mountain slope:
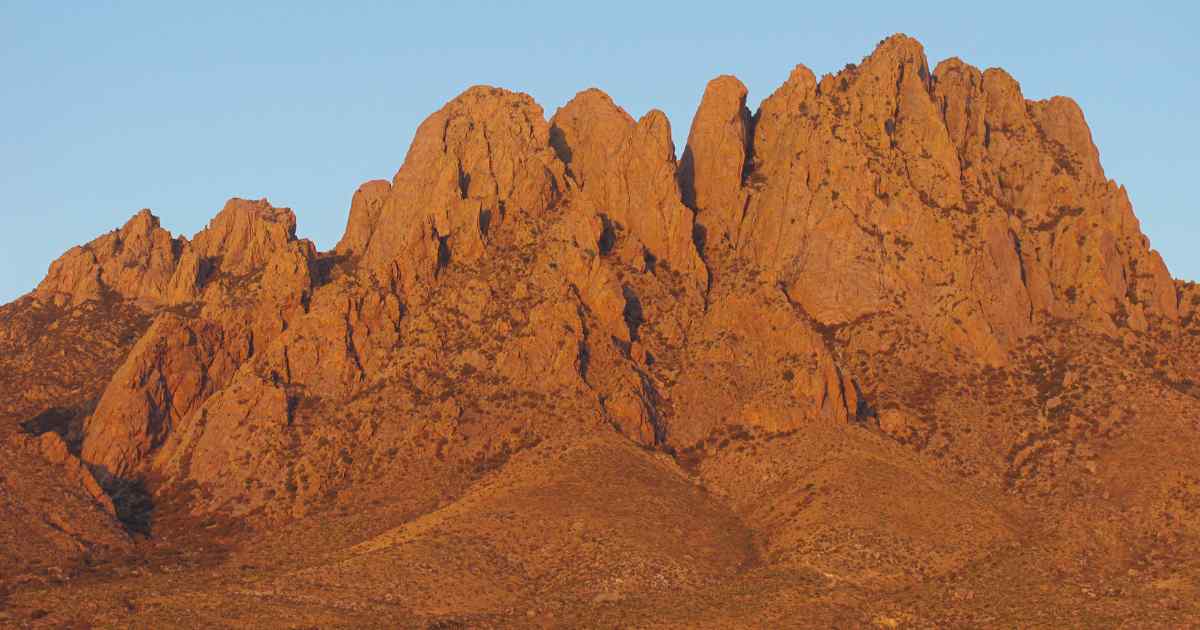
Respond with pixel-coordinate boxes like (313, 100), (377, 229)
(2, 34), (1199, 627)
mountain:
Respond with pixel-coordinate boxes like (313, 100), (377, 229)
(2, 34), (1199, 627)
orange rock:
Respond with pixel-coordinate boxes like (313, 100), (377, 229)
(191, 198), (305, 276)
(24, 33), (1190, 538)
(551, 91), (708, 289)
(81, 314), (248, 482)
(680, 75), (752, 250)
(35, 209), (187, 307)
(8, 36), (1200, 623)
(347, 85), (566, 296)
(877, 407), (925, 441)
(335, 179), (392, 258)
(670, 287), (857, 446)
(37, 432), (116, 515)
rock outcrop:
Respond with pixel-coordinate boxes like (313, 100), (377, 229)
(69, 198), (318, 486)
(190, 198), (303, 276)
(670, 286), (858, 446)
(679, 75), (752, 250)
(551, 90), (708, 287)
(36, 432), (116, 515)
(52, 36), (1185, 518)
(35, 209), (189, 306)
(35, 197), (316, 312)
(5, 32), (1200, 627)
(81, 314), (249, 482)
(338, 86), (565, 299)
(5, 39), (1199, 627)
(932, 57), (1178, 331)
(669, 34), (1179, 366)
(726, 38), (1013, 362)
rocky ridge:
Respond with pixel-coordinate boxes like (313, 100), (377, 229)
(3, 34), (1199, 626)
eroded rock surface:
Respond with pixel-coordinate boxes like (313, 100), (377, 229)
(4, 33), (1200, 627)
(552, 91), (707, 288)
(680, 75), (752, 250)
(35, 210), (189, 307)
(23, 37), (1186, 519)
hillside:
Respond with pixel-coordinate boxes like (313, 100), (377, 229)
(2, 34), (1199, 627)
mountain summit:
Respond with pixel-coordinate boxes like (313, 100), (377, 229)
(3, 35), (1199, 626)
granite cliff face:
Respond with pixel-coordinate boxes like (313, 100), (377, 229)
(34, 209), (190, 307)
(683, 36), (1176, 366)
(3, 35), (1199, 626)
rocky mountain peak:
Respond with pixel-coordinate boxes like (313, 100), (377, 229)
(6, 35), (1199, 626)
(340, 85), (565, 296)
(35, 208), (185, 307)
(191, 197), (300, 276)
(867, 32), (930, 74)
(550, 91), (707, 287)
(335, 179), (392, 258)
(679, 74), (752, 250)
(549, 88), (637, 189)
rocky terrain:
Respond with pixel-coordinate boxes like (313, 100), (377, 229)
(2, 34), (1199, 627)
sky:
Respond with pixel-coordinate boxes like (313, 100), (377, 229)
(2, 1), (1198, 303)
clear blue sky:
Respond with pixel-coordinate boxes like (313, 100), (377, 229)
(2, 2), (1197, 304)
